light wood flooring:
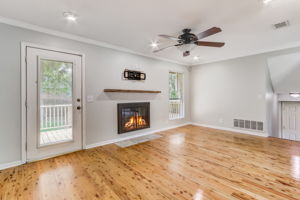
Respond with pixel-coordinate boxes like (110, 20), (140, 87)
(1, 125), (300, 200)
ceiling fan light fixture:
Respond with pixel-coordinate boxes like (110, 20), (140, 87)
(154, 27), (224, 57)
(177, 43), (195, 52)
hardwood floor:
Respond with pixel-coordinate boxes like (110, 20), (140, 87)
(1, 125), (300, 199)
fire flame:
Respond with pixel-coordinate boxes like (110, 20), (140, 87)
(125, 114), (146, 129)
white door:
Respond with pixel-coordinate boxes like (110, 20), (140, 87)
(26, 47), (83, 161)
(282, 102), (300, 141)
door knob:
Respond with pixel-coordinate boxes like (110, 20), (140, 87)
(77, 106), (81, 110)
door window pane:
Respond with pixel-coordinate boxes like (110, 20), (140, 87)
(39, 59), (73, 146)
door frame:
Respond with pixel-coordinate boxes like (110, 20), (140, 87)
(279, 101), (283, 138)
(21, 42), (86, 164)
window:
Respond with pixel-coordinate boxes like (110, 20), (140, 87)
(169, 72), (184, 120)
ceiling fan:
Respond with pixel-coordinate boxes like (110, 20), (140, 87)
(153, 27), (225, 57)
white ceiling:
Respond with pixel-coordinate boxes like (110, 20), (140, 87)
(0, 0), (300, 65)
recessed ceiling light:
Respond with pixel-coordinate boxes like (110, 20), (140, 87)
(290, 93), (300, 98)
(63, 12), (77, 22)
(263, 0), (273, 4)
(193, 56), (200, 61)
(150, 41), (158, 48)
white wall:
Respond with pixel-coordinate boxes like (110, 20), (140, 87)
(0, 23), (190, 165)
(191, 46), (300, 136)
(190, 55), (267, 134)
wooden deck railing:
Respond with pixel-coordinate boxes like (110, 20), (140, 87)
(40, 104), (72, 130)
(169, 99), (184, 120)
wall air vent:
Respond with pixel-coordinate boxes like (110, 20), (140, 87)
(251, 121), (257, 130)
(234, 119), (264, 132)
(273, 20), (290, 29)
(234, 119), (239, 128)
(239, 120), (245, 128)
(245, 120), (251, 129)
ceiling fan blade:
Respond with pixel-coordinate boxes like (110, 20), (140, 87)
(195, 41), (225, 47)
(197, 27), (222, 40)
(158, 34), (179, 41)
(153, 44), (182, 53)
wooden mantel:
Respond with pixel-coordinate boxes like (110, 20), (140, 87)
(104, 89), (161, 93)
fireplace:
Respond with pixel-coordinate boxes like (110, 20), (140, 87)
(118, 102), (150, 134)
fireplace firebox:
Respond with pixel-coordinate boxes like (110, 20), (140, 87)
(118, 102), (150, 134)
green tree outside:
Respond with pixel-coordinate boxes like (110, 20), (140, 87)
(40, 59), (72, 96)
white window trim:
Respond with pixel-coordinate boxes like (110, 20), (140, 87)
(168, 71), (185, 120)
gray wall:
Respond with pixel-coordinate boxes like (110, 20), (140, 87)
(266, 67), (279, 138)
(191, 46), (300, 136)
(0, 23), (190, 164)
(190, 55), (267, 133)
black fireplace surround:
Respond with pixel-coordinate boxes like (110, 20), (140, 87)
(118, 102), (150, 134)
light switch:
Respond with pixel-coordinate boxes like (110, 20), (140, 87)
(87, 95), (94, 103)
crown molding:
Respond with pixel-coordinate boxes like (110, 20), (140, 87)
(0, 16), (187, 66)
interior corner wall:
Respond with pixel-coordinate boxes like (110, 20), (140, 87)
(190, 55), (267, 135)
(190, 45), (300, 136)
(0, 23), (190, 165)
(266, 67), (279, 138)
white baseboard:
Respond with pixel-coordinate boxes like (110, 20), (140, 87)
(86, 122), (191, 149)
(190, 122), (268, 137)
(0, 160), (23, 170)
(26, 148), (83, 163)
